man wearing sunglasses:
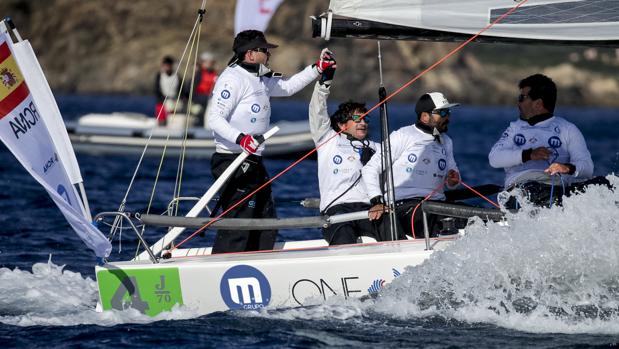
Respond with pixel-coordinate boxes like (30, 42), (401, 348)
(207, 30), (334, 253)
(489, 74), (597, 207)
(308, 53), (381, 245)
(363, 92), (461, 238)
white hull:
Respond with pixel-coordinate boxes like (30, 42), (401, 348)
(95, 238), (454, 316)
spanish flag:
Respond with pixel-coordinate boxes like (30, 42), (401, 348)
(0, 42), (29, 119)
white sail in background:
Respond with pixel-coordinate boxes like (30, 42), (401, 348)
(326, 0), (619, 42)
(235, 0), (284, 35)
(0, 33), (111, 257)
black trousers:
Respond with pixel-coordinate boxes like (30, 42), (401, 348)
(322, 202), (384, 245)
(394, 198), (442, 239)
(210, 153), (277, 253)
(506, 176), (612, 209)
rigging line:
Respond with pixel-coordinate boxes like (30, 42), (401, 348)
(119, 16), (201, 205)
(135, 17), (203, 258)
(146, 24), (201, 218)
(111, 16), (202, 241)
(174, 24), (203, 217)
(170, 0), (528, 251)
(460, 181), (501, 209)
(410, 180), (447, 239)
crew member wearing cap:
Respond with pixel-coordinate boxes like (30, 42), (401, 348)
(207, 30), (334, 253)
(489, 74), (598, 207)
(308, 50), (382, 245)
(362, 92), (461, 238)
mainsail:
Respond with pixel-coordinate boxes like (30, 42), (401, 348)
(313, 0), (619, 45)
(0, 32), (111, 257)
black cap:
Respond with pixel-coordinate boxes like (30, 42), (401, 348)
(232, 30), (278, 55)
(414, 92), (459, 117)
(162, 55), (174, 65)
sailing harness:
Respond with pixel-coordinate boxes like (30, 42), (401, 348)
(138, 0), (530, 255)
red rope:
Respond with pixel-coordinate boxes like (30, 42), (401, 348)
(171, 0), (528, 251)
(410, 180), (447, 239)
(460, 181), (501, 209)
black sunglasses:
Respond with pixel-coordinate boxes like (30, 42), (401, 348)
(432, 109), (451, 118)
(252, 47), (270, 53)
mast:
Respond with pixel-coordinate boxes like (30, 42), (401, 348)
(377, 41), (398, 241)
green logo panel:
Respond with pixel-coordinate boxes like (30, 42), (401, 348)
(97, 267), (183, 316)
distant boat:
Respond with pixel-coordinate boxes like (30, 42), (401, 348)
(66, 112), (315, 158)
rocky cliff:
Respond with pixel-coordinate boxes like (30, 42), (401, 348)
(2, 0), (619, 106)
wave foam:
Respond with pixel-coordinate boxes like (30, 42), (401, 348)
(0, 258), (199, 327)
(372, 175), (619, 334)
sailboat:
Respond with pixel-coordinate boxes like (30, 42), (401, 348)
(1, 0), (616, 316)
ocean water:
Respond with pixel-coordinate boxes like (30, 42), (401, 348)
(0, 95), (618, 348)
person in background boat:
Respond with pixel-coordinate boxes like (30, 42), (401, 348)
(308, 49), (382, 245)
(489, 74), (606, 207)
(154, 55), (181, 126)
(207, 30), (332, 254)
(193, 51), (218, 126)
(363, 92), (461, 238)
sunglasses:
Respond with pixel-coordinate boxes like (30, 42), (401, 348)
(350, 114), (369, 123)
(432, 109), (451, 118)
(518, 94), (530, 102)
(252, 47), (270, 53)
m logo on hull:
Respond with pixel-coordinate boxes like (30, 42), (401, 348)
(220, 265), (271, 310)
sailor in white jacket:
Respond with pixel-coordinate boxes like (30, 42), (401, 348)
(363, 92), (461, 238)
(206, 30), (331, 253)
(308, 54), (380, 245)
(489, 74), (597, 207)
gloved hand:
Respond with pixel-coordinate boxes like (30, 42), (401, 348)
(236, 133), (265, 154)
(314, 48), (336, 73)
(320, 65), (336, 87)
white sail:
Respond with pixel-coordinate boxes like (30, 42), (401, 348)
(323, 0), (619, 43)
(234, 0), (284, 35)
(0, 33), (111, 257)
(10, 40), (84, 185)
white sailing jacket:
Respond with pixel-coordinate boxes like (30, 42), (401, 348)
(488, 116), (594, 187)
(363, 125), (458, 201)
(309, 83), (377, 211)
(208, 64), (319, 155)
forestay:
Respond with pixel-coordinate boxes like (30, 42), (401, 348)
(317, 0), (619, 44)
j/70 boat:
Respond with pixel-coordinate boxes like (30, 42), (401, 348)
(1, 0), (617, 317)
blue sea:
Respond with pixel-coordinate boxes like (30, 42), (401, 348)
(1, 95), (618, 348)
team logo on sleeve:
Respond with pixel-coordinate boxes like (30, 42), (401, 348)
(513, 134), (526, 146)
(548, 136), (562, 148)
(407, 153), (417, 163)
(220, 90), (231, 99)
(333, 155), (343, 164)
(438, 159), (447, 171)
(251, 104), (260, 113)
